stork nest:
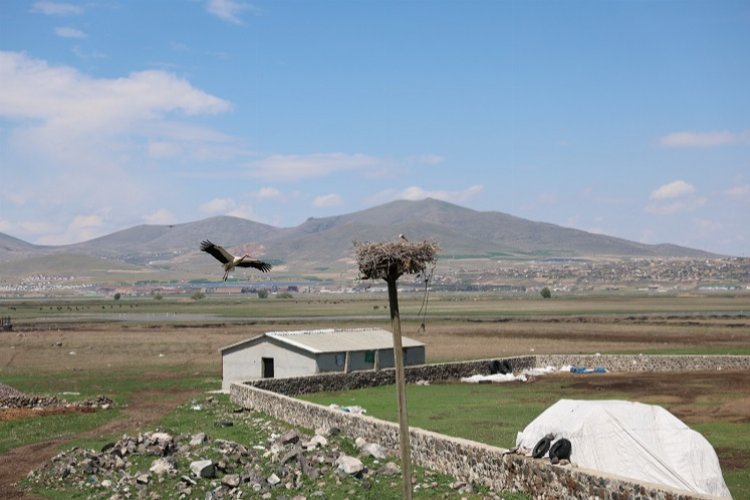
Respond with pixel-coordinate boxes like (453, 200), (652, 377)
(354, 239), (440, 280)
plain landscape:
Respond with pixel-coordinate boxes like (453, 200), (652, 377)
(1, 292), (749, 498)
(1, 200), (749, 498)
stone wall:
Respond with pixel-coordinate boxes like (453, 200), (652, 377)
(536, 354), (750, 373)
(239, 354), (750, 396)
(246, 356), (535, 396)
(231, 382), (718, 499)
(230, 354), (750, 498)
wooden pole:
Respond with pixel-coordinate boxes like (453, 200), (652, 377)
(386, 270), (412, 500)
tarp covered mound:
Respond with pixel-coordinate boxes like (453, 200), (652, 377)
(515, 399), (731, 498)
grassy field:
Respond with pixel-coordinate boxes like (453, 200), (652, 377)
(302, 372), (750, 498)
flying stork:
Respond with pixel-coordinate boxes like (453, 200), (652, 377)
(200, 240), (272, 281)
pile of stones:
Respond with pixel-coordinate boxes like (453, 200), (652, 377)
(0, 382), (112, 410)
(26, 395), (505, 499)
(27, 418), (410, 499)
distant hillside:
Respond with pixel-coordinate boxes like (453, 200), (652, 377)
(261, 199), (718, 263)
(0, 199), (721, 279)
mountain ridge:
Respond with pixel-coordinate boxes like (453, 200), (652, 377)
(0, 199), (722, 276)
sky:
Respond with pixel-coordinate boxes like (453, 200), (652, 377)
(1, 1), (749, 256)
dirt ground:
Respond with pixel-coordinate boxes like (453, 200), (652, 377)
(0, 315), (748, 497)
(0, 385), (201, 499)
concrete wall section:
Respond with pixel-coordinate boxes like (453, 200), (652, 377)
(221, 339), (316, 390)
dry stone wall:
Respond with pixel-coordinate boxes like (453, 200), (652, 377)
(245, 357), (534, 396)
(536, 354), (750, 373)
(231, 354), (750, 499)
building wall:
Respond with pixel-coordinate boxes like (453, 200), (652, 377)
(315, 346), (426, 373)
(221, 339), (317, 390)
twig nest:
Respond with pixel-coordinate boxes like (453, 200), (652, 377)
(355, 240), (439, 280)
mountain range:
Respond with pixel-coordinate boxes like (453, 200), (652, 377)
(0, 198), (720, 282)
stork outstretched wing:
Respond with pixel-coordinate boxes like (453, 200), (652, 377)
(200, 240), (232, 264)
(236, 259), (272, 272)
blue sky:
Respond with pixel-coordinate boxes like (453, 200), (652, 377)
(1, 1), (748, 256)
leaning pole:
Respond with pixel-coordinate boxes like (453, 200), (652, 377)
(386, 266), (412, 499)
(354, 238), (439, 500)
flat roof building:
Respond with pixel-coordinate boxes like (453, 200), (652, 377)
(220, 328), (425, 390)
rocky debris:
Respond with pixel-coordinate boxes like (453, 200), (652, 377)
(377, 462), (401, 476)
(355, 437), (388, 459)
(336, 454), (365, 476)
(26, 408), (406, 499)
(190, 459), (216, 478)
(189, 432), (207, 446)
(0, 382), (113, 411)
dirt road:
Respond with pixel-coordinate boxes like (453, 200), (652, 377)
(0, 386), (200, 499)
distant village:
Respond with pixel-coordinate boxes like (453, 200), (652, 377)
(1, 257), (748, 298)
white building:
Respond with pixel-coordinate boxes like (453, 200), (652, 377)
(220, 328), (426, 390)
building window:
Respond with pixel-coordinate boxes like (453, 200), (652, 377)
(365, 350), (375, 363)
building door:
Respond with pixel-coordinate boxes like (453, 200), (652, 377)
(262, 357), (274, 378)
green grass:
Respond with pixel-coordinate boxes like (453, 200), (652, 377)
(302, 379), (750, 498)
(0, 366), (218, 453)
(0, 410), (117, 455)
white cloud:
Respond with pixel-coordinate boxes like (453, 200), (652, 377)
(649, 180), (695, 200)
(31, 2), (82, 16)
(248, 153), (383, 181)
(645, 197), (707, 215)
(645, 181), (706, 215)
(142, 209), (176, 225)
(200, 198), (235, 215)
(659, 130), (750, 148)
(402, 185), (483, 202)
(313, 194), (343, 208)
(54, 26), (86, 38)
(0, 51), (240, 242)
(369, 184), (483, 205)
(206, 0), (254, 25)
(406, 154), (444, 165)
(257, 187), (282, 200)
(0, 52), (230, 127)
(724, 184), (750, 199)
(36, 213), (106, 245)
(147, 141), (181, 159)
(693, 218), (723, 232)
(18, 220), (56, 236)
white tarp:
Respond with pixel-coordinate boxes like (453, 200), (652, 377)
(515, 399), (731, 498)
(462, 365), (574, 383)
